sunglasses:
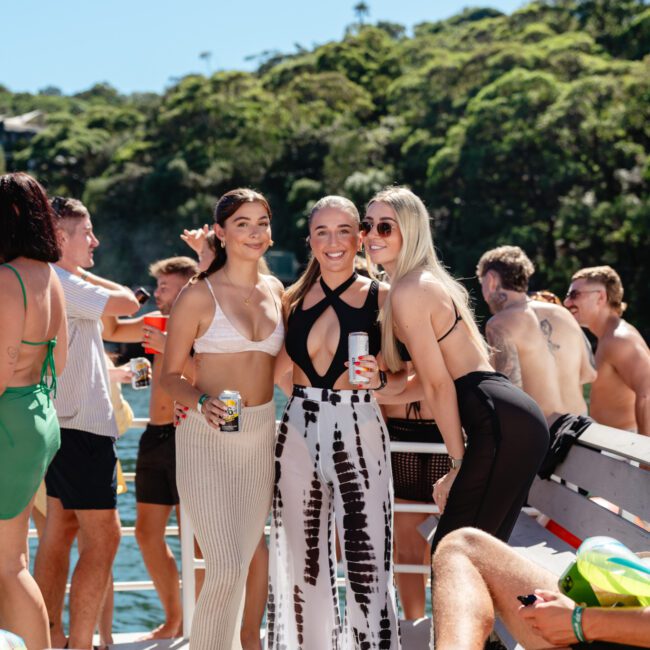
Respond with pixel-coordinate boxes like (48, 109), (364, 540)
(360, 221), (393, 237)
(565, 289), (601, 301)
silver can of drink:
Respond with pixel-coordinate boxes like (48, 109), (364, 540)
(219, 390), (241, 432)
(130, 357), (151, 390)
(348, 331), (370, 385)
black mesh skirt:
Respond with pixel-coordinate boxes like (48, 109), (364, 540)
(386, 417), (448, 503)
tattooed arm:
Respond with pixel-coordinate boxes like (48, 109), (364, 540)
(486, 320), (523, 388)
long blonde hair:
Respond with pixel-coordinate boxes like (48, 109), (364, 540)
(283, 195), (360, 313)
(369, 186), (488, 372)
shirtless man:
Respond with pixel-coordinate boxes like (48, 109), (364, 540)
(476, 246), (597, 428)
(564, 266), (650, 437)
(102, 256), (198, 639)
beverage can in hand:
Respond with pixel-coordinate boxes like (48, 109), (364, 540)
(348, 331), (369, 385)
(130, 357), (151, 390)
(219, 390), (241, 432)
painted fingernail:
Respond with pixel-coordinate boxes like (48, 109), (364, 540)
(183, 406), (189, 411)
(182, 414), (187, 419)
(355, 370), (361, 374)
(354, 361), (360, 366)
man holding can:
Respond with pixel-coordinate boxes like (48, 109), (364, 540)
(102, 256), (197, 639)
(34, 197), (140, 650)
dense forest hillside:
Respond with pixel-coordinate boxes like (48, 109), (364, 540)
(1, 0), (649, 332)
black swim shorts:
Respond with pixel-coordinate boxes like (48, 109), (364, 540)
(45, 428), (117, 509)
(135, 423), (179, 506)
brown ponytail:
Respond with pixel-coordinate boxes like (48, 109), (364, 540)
(283, 256), (321, 312)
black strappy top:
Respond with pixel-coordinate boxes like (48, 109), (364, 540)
(397, 301), (462, 362)
(286, 273), (381, 388)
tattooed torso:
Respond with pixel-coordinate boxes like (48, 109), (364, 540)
(487, 300), (591, 421)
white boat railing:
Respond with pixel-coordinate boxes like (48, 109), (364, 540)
(28, 417), (446, 633)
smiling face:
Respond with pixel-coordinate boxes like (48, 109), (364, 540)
(563, 278), (606, 327)
(60, 213), (99, 269)
(215, 201), (271, 262)
(362, 201), (403, 272)
(308, 206), (361, 274)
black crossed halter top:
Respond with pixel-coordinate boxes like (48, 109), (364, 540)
(396, 300), (462, 362)
(286, 273), (381, 388)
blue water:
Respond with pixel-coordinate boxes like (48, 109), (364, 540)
(29, 386), (288, 634)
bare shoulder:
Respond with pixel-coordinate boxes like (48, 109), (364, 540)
(391, 270), (446, 309)
(263, 273), (285, 297)
(602, 321), (649, 357)
(485, 311), (515, 335)
(485, 315), (522, 350)
(0, 265), (23, 302)
(598, 321), (649, 365)
(172, 277), (212, 312)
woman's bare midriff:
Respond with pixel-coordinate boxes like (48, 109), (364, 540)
(194, 350), (276, 406)
(435, 323), (493, 381)
(291, 366), (366, 391)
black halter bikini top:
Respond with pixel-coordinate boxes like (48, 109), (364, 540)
(396, 301), (462, 362)
(286, 273), (381, 388)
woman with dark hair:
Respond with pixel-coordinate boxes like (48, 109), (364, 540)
(363, 186), (549, 553)
(267, 196), (402, 649)
(0, 172), (68, 649)
(161, 189), (284, 650)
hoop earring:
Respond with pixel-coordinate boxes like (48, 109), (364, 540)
(220, 240), (226, 249)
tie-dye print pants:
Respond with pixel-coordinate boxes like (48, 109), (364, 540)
(268, 385), (401, 649)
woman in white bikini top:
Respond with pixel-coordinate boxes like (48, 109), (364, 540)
(161, 188), (284, 650)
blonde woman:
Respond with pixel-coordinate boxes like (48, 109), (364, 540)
(161, 189), (284, 650)
(364, 187), (549, 552)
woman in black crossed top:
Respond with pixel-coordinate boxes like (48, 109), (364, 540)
(268, 196), (403, 650)
(364, 187), (549, 555)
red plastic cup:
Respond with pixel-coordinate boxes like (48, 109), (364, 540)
(143, 314), (168, 354)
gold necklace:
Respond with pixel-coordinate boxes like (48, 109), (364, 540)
(223, 267), (258, 305)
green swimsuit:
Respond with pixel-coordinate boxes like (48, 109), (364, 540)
(0, 263), (60, 519)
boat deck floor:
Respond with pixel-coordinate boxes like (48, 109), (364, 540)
(100, 619), (430, 649)
(102, 635), (189, 649)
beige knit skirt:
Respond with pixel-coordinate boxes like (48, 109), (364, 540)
(176, 400), (276, 650)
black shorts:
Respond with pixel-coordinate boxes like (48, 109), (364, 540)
(135, 423), (179, 506)
(45, 428), (117, 510)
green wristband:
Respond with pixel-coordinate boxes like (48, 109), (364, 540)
(197, 393), (209, 413)
(572, 605), (588, 644)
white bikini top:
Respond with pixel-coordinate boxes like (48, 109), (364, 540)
(193, 277), (285, 356)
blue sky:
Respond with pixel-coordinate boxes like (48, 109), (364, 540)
(3, 0), (524, 95)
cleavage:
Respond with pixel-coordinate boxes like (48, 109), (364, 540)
(306, 305), (341, 377)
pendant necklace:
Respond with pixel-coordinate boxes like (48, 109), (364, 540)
(223, 267), (257, 305)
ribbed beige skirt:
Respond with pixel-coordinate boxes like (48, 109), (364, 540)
(176, 400), (276, 650)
